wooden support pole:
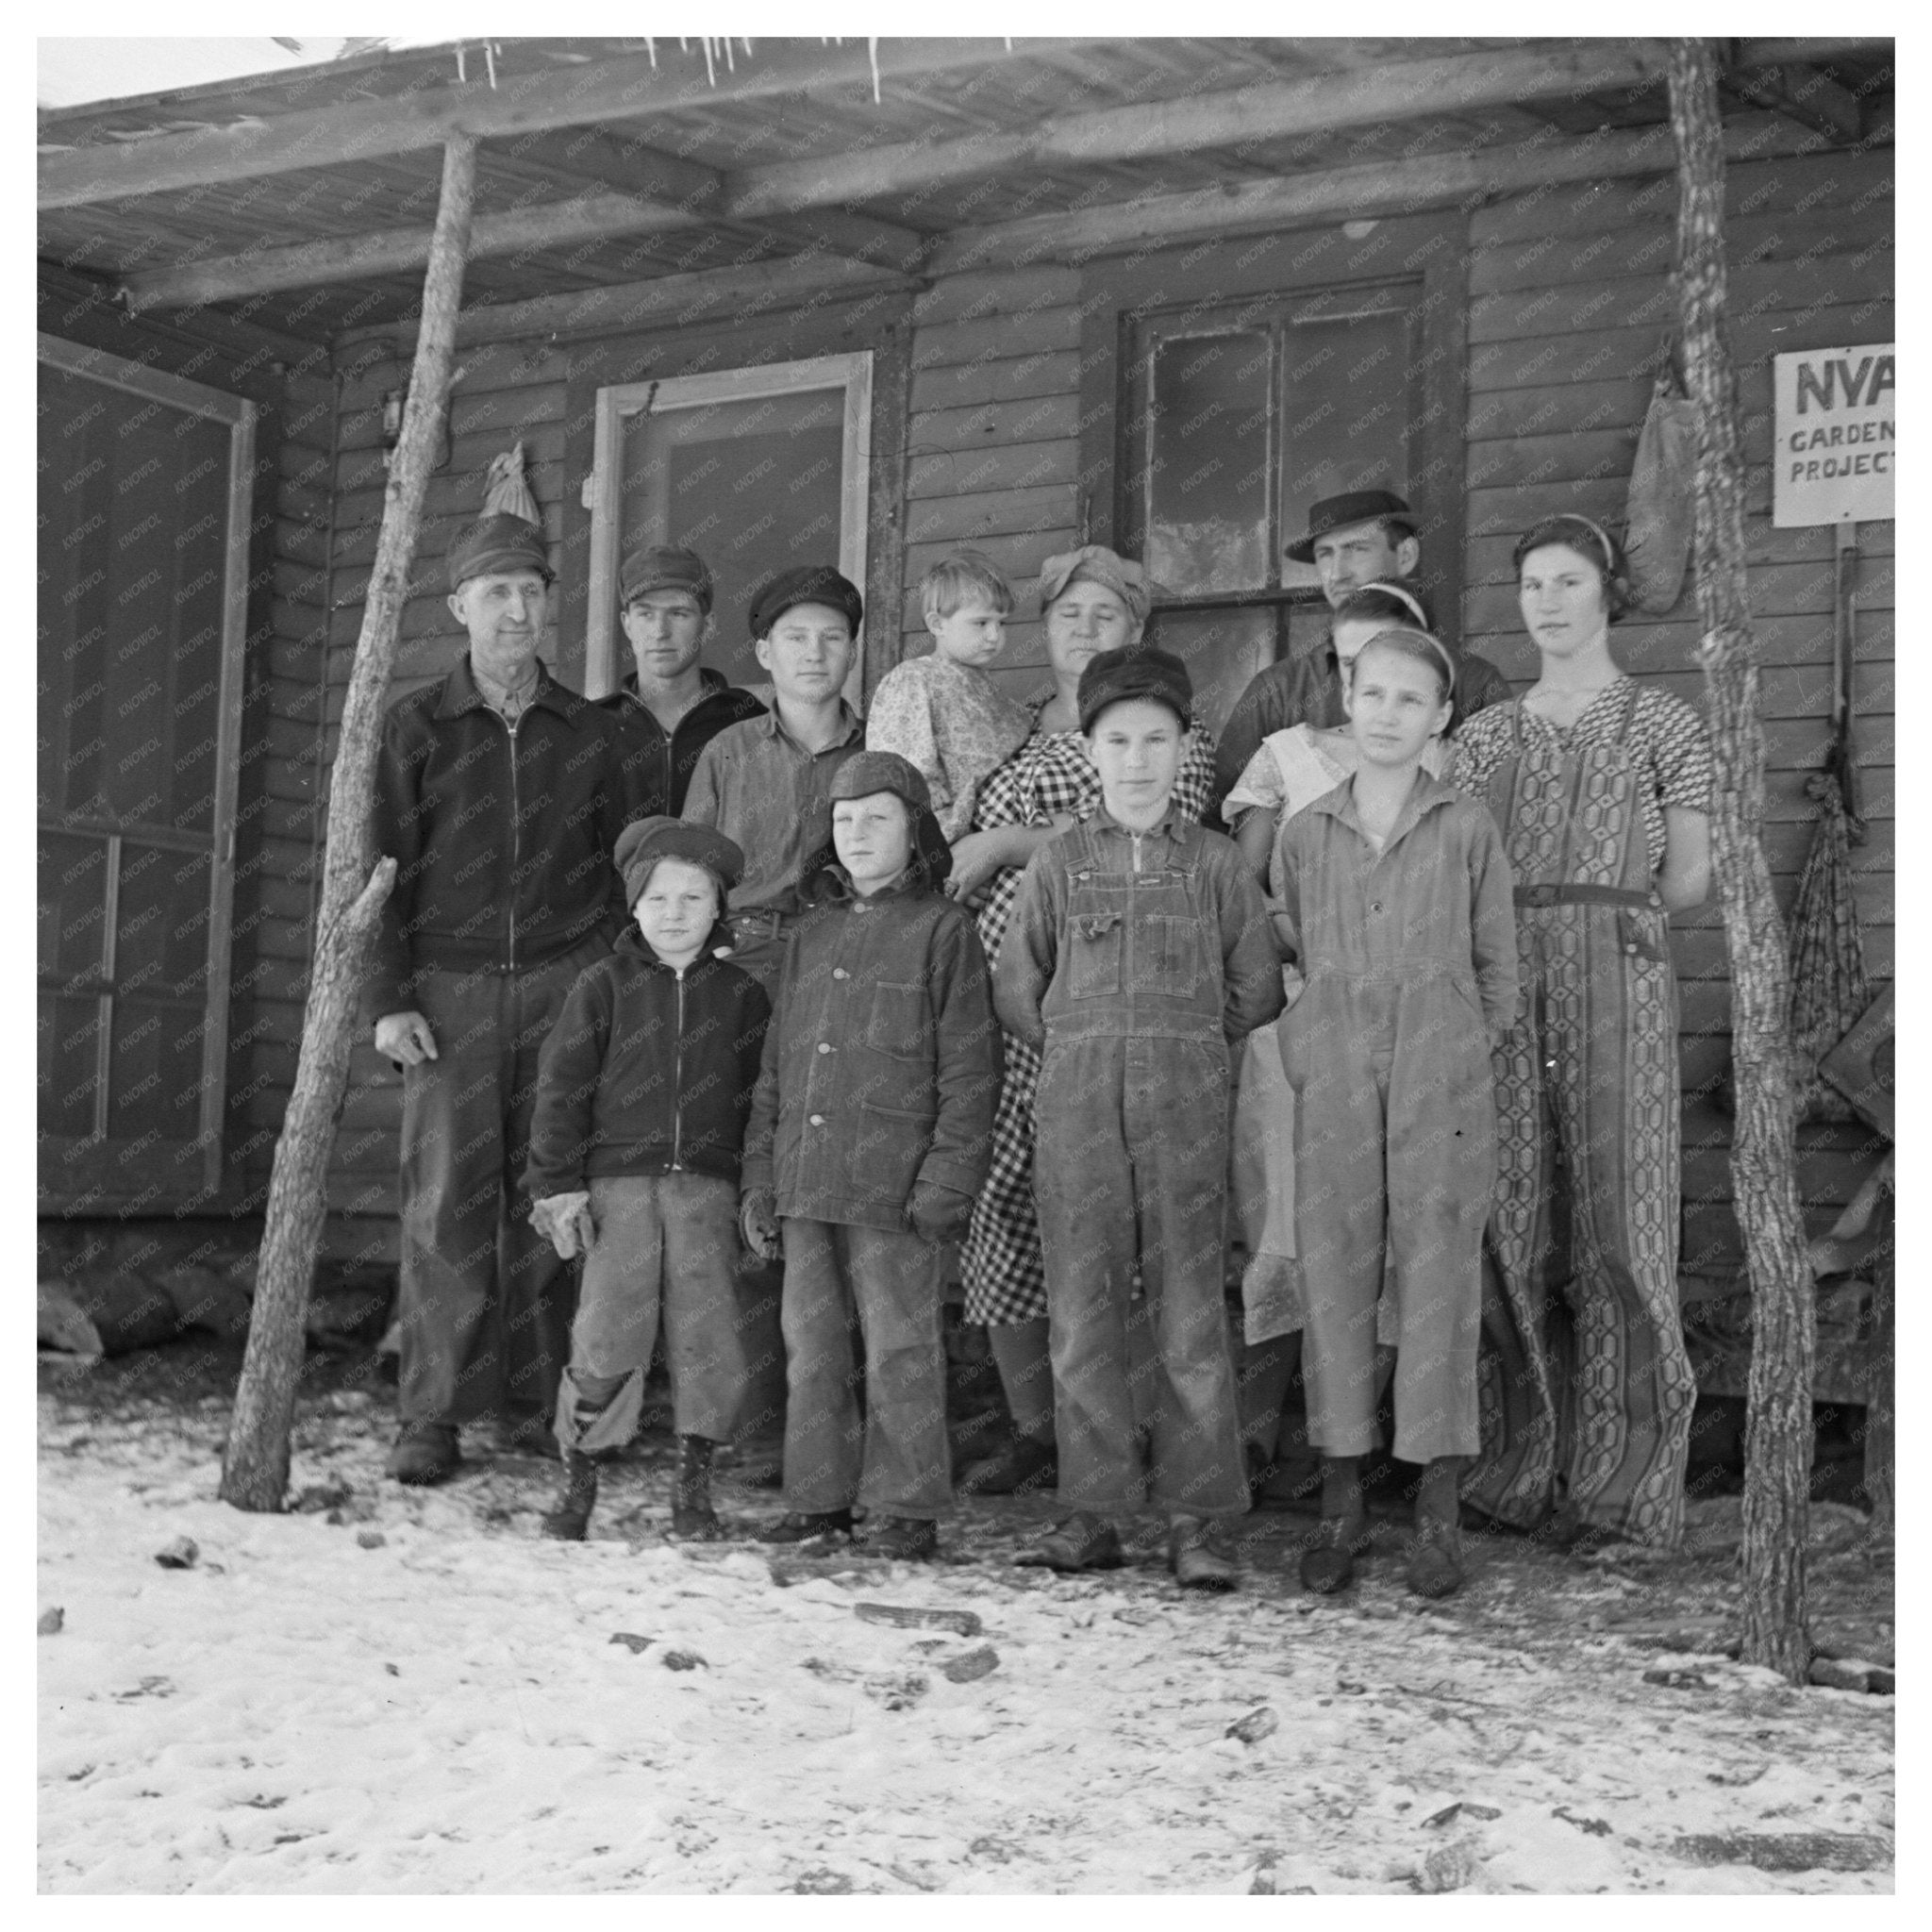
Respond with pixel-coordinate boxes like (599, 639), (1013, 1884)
(1665, 41), (1816, 1683)
(220, 133), (479, 1512)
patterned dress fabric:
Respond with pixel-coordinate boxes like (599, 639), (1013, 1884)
(861, 653), (1034, 842)
(1452, 678), (1713, 1546)
(958, 704), (1218, 1325)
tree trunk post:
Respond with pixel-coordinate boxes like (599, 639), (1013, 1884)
(221, 135), (480, 1511)
(1664, 41), (1816, 1681)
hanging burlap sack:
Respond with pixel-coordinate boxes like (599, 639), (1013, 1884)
(1623, 354), (1699, 614)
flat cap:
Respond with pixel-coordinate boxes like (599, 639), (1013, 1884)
(446, 511), (554, 591)
(1038, 544), (1152, 625)
(748, 564), (862, 640)
(1076, 644), (1193, 735)
(613, 815), (745, 908)
(620, 543), (714, 613)
(1285, 489), (1417, 563)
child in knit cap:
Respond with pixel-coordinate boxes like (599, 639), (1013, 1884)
(525, 817), (771, 1543)
(740, 751), (1002, 1560)
(863, 549), (1032, 844)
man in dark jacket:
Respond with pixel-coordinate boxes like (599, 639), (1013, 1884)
(600, 543), (765, 816)
(369, 510), (641, 1485)
(1213, 489), (1513, 807)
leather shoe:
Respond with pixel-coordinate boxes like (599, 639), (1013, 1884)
(1015, 1510), (1124, 1573)
(754, 1509), (854, 1545)
(1169, 1517), (1240, 1591)
(958, 1433), (1058, 1496)
(854, 1516), (939, 1560)
(1299, 1513), (1371, 1594)
(387, 1423), (459, 1487)
(1406, 1515), (1464, 1598)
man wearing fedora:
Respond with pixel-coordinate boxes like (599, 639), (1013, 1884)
(1213, 489), (1512, 806)
(600, 543), (766, 817)
(369, 510), (641, 1486)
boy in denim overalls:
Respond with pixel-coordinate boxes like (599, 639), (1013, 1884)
(996, 647), (1284, 1589)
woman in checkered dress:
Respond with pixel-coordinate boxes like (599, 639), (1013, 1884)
(946, 547), (1217, 1493)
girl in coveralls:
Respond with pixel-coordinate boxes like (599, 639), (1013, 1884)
(997, 647), (1283, 1591)
(1274, 628), (1519, 1599)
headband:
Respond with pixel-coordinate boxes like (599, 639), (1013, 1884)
(1548, 513), (1620, 575)
(1354, 580), (1431, 628)
(1353, 625), (1458, 699)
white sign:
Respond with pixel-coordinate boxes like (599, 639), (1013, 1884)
(1774, 342), (1894, 527)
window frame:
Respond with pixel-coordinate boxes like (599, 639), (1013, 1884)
(37, 332), (254, 1210)
(1075, 212), (1470, 658)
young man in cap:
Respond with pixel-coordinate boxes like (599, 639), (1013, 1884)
(368, 510), (641, 1486)
(1213, 490), (1512, 805)
(740, 751), (1002, 1559)
(681, 565), (867, 996)
(997, 647), (1284, 1589)
(601, 543), (766, 817)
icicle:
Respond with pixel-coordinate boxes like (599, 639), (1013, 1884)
(456, 45), (466, 85)
(644, 37), (657, 68)
(723, 38), (735, 73)
(869, 37), (881, 105)
(484, 41), (497, 90)
(704, 38), (717, 88)
(482, 442), (541, 524)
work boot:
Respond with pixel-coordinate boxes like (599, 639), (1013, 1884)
(1014, 1510), (1124, 1573)
(671, 1435), (724, 1541)
(493, 1409), (561, 1461)
(386, 1422), (459, 1487)
(1169, 1516), (1241, 1591)
(1406, 1457), (1465, 1598)
(754, 1509), (855, 1545)
(1299, 1455), (1369, 1595)
(853, 1515), (940, 1560)
(541, 1452), (599, 1541)
(958, 1431), (1058, 1496)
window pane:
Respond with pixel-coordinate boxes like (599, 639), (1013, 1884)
(41, 993), (102, 1140)
(1146, 331), (1272, 596)
(1279, 308), (1413, 593)
(108, 998), (207, 1140)
(621, 387), (848, 691)
(1143, 606), (1279, 744)
(40, 830), (108, 981)
(115, 845), (212, 1001)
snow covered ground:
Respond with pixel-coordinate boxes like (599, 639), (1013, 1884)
(40, 1388), (1894, 1894)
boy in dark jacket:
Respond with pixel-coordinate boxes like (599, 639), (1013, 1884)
(740, 753), (1002, 1560)
(525, 818), (770, 1542)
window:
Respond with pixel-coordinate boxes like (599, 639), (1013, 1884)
(1077, 219), (1469, 739)
(583, 353), (873, 698)
(38, 334), (252, 1208)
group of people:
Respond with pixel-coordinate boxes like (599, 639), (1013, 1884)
(368, 480), (1713, 1598)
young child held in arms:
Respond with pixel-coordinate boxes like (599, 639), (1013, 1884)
(1273, 628), (1518, 1599)
(864, 548), (1033, 844)
(996, 647), (1284, 1591)
(525, 818), (771, 1543)
(740, 752), (1002, 1560)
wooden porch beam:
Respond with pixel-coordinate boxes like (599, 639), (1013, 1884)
(38, 39), (1105, 212)
(338, 252), (919, 353)
(928, 108), (1890, 273)
(1725, 63), (1864, 143)
(724, 42), (1682, 219)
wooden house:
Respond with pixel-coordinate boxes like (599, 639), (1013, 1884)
(37, 36), (1893, 1394)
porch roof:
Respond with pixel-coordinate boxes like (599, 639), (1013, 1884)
(38, 35), (1893, 348)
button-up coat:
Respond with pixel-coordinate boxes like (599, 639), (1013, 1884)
(741, 869), (1002, 1232)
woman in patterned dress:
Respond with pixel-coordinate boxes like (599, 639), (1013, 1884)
(948, 547), (1219, 1493)
(1453, 514), (1712, 1550)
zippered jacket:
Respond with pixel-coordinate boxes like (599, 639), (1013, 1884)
(524, 927), (771, 1194)
(741, 869), (1002, 1233)
(367, 658), (642, 1013)
(598, 667), (767, 817)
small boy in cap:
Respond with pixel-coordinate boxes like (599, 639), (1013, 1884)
(682, 565), (867, 996)
(996, 646), (1284, 1589)
(740, 751), (1002, 1559)
(601, 543), (766, 817)
(524, 817), (771, 1542)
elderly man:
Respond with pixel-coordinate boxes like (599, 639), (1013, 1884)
(600, 543), (765, 815)
(1213, 489), (1512, 804)
(370, 510), (641, 1486)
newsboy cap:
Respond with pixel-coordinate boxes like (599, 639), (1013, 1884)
(748, 565), (863, 640)
(1284, 489), (1418, 564)
(446, 511), (554, 591)
(1076, 645), (1193, 735)
(620, 543), (714, 613)
(613, 816), (745, 908)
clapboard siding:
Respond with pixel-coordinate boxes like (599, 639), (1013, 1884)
(1463, 153), (1893, 1266)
